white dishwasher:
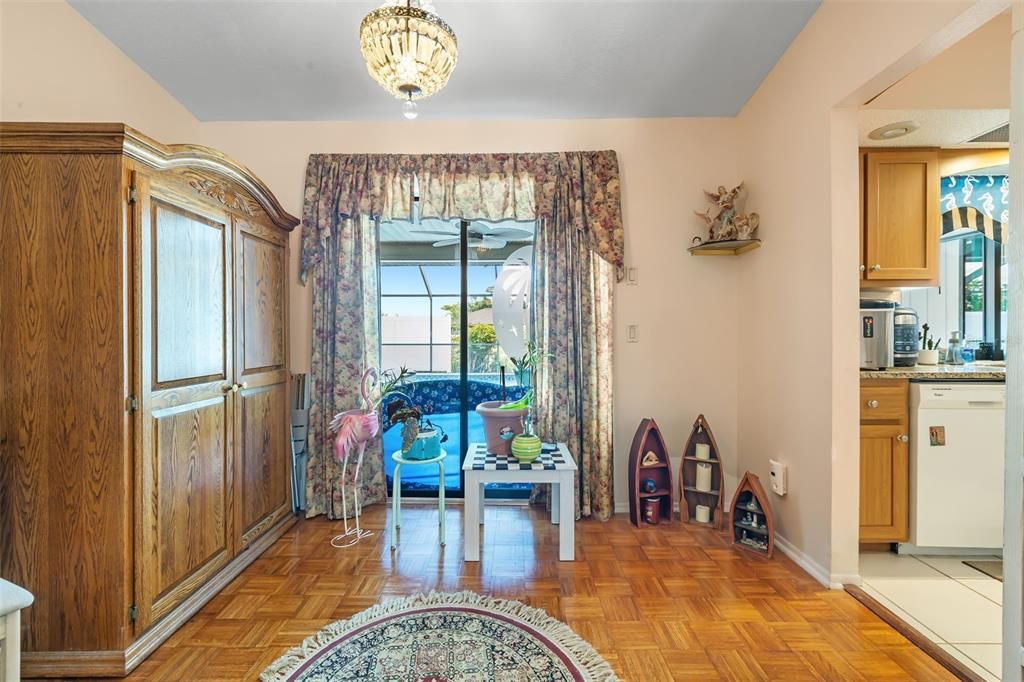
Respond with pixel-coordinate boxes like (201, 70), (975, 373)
(908, 382), (1005, 551)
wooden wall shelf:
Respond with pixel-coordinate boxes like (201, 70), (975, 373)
(729, 472), (775, 559)
(628, 418), (674, 526)
(679, 414), (724, 528)
(688, 239), (761, 256)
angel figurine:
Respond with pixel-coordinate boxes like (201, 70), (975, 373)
(694, 181), (760, 243)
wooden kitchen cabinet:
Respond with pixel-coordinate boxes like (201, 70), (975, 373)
(861, 149), (940, 287)
(860, 379), (910, 542)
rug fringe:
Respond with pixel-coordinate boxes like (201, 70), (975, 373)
(260, 590), (619, 681)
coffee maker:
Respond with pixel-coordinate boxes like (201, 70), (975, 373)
(893, 307), (919, 367)
(860, 300), (896, 370)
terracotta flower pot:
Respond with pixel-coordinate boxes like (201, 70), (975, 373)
(475, 401), (527, 456)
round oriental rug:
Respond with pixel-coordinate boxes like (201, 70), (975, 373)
(261, 591), (618, 682)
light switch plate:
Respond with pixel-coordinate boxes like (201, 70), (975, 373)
(625, 266), (639, 285)
(627, 325), (639, 343)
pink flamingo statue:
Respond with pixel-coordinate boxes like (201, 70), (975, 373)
(328, 367), (380, 548)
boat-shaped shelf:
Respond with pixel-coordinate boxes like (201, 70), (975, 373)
(627, 418), (673, 526)
(729, 471), (775, 559)
(679, 414), (724, 528)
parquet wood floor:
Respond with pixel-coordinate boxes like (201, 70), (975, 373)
(106, 505), (955, 681)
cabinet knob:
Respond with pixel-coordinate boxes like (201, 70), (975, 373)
(897, 434), (909, 443)
(239, 382), (248, 390)
(870, 264), (881, 272)
(222, 384), (234, 394)
(859, 264), (866, 273)
(867, 399), (880, 408)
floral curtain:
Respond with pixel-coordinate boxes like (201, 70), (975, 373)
(302, 185), (385, 517)
(531, 206), (616, 520)
(300, 151), (621, 521)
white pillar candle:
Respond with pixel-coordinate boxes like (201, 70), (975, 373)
(695, 505), (710, 524)
(695, 462), (713, 492)
(695, 443), (711, 460)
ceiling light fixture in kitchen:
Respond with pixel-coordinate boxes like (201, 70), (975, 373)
(868, 121), (921, 141)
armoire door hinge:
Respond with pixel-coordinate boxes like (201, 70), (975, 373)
(128, 604), (138, 624)
(128, 186), (137, 204)
(126, 395), (138, 413)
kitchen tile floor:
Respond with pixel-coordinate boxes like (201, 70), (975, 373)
(860, 551), (1003, 681)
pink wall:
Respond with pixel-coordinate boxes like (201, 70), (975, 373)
(736, 0), (991, 584)
(200, 118), (743, 507)
(867, 12), (1012, 110)
(0, 0), (199, 142)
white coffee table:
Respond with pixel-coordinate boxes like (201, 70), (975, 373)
(462, 442), (577, 561)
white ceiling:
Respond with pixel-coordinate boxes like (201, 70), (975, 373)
(68, 0), (820, 121)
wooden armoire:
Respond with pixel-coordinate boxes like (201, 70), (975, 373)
(0, 123), (300, 676)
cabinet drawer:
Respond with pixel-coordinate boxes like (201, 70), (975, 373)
(860, 381), (908, 422)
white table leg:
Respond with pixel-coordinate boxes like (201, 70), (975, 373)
(558, 473), (574, 561)
(479, 481), (486, 525)
(465, 472), (481, 561)
(551, 481), (560, 525)
(438, 460), (446, 546)
(391, 464), (401, 550)
(5, 610), (20, 682)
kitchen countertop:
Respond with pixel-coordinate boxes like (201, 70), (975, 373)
(860, 363), (1006, 381)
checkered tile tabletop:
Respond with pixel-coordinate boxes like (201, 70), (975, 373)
(463, 442), (576, 471)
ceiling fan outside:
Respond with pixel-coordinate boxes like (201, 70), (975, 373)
(410, 222), (534, 250)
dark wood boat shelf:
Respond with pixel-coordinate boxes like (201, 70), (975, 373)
(628, 418), (674, 526)
(678, 414), (724, 528)
(729, 472), (775, 558)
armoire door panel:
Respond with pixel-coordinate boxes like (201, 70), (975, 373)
(138, 180), (235, 632)
(153, 398), (229, 592)
(233, 217), (292, 550)
(237, 383), (290, 547)
(152, 199), (227, 386)
(239, 230), (286, 375)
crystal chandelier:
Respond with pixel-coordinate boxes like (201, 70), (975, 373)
(359, 0), (458, 119)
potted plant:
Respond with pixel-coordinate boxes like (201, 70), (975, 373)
(508, 342), (543, 389)
(478, 342), (543, 455)
(918, 324), (941, 365)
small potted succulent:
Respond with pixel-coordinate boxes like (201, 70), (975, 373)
(918, 324), (941, 365)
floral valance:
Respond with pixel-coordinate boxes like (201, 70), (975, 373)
(300, 151), (623, 279)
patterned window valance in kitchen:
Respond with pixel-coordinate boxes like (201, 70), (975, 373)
(941, 175), (1010, 243)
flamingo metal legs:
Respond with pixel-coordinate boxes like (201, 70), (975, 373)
(331, 441), (374, 548)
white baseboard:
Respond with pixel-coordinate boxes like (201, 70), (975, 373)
(774, 533), (850, 589)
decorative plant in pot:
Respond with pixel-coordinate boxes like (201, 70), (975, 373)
(918, 324), (941, 365)
(477, 342), (543, 456)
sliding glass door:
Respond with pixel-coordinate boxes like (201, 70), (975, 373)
(378, 218), (534, 496)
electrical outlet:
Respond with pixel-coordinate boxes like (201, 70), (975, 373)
(769, 459), (787, 495)
(627, 325), (639, 343)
